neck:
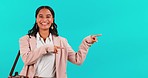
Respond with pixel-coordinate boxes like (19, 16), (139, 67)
(39, 29), (50, 40)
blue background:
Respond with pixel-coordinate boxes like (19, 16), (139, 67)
(0, 0), (148, 78)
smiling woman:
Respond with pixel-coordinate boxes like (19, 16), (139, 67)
(36, 8), (54, 31)
(28, 6), (58, 38)
(18, 5), (99, 78)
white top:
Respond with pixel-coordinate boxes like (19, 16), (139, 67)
(35, 32), (56, 77)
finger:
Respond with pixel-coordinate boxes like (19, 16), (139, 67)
(55, 46), (65, 49)
(54, 46), (65, 54)
(54, 47), (58, 54)
(54, 49), (58, 54)
(92, 34), (102, 37)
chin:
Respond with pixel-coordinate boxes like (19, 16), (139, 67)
(42, 27), (50, 30)
(39, 27), (49, 30)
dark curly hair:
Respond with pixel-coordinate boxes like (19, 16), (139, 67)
(28, 6), (58, 37)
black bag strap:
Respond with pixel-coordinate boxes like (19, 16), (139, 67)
(9, 50), (20, 76)
(9, 35), (32, 77)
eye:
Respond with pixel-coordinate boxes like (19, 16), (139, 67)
(46, 14), (51, 18)
(38, 14), (43, 18)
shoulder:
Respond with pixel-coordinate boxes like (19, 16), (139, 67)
(19, 35), (34, 41)
(58, 36), (66, 40)
(53, 35), (68, 44)
(20, 35), (29, 40)
(58, 36), (68, 42)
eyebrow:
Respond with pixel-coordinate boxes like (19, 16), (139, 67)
(46, 14), (52, 16)
(38, 13), (52, 15)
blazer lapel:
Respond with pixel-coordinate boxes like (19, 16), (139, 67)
(29, 36), (37, 50)
(52, 35), (60, 47)
(52, 35), (61, 70)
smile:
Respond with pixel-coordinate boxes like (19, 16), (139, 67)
(40, 22), (49, 25)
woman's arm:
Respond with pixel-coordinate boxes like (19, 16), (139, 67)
(19, 35), (54, 65)
(65, 36), (93, 65)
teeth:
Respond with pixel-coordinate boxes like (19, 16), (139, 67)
(42, 23), (48, 25)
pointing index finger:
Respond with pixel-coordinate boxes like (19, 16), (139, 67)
(93, 34), (102, 37)
(56, 46), (65, 49)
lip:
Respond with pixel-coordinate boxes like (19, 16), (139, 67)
(40, 22), (49, 26)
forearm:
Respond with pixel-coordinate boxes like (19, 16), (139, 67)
(68, 36), (92, 65)
(21, 45), (47, 65)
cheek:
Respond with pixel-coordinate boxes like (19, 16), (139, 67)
(36, 19), (40, 23)
(49, 18), (54, 23)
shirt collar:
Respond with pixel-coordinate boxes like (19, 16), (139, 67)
(36, 32), (52, 42)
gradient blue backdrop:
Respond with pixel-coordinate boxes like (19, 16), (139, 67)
(0, 0), (148, 78)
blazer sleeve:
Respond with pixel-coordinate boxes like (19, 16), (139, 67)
(64, 36), (93, 65)
(19, 35), (54, 65)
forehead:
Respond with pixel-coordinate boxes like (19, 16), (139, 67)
(38, 8), (52, 15)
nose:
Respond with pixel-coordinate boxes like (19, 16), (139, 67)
(42, 18), (48, 22)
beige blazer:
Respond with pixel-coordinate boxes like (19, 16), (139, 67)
(19, 35), (92, 78)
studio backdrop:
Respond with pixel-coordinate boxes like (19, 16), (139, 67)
(0, 0), (148, 78)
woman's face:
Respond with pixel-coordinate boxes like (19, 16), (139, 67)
(36, 8), (54, 30)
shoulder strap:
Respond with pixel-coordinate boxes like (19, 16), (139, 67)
(9, 50), (20, 76)
(9, 35), (32, 77)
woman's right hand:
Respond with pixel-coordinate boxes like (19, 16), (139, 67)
(46, 44), (64, 54)
(53, 46), (65, 54)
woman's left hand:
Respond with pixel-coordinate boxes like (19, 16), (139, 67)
(91, 36), (98, 44)
(91, 34), (102, 44)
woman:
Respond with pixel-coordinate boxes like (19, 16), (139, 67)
(19, 6), (99, 78)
